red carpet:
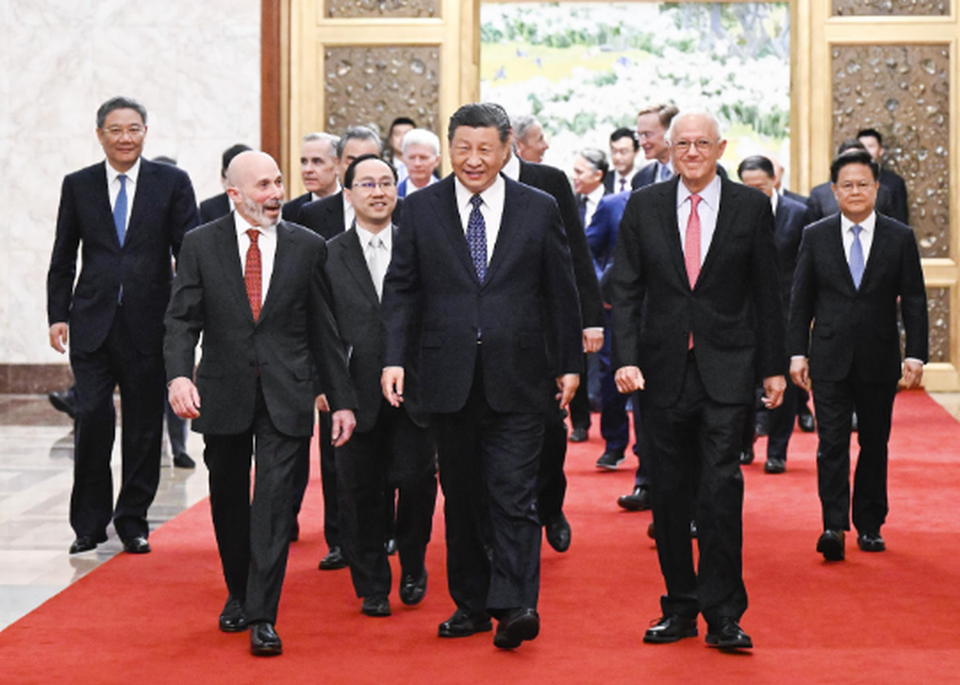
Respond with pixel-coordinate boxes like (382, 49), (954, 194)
(3, 389), (960, 684)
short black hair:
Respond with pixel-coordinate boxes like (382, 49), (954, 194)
(737, 155), (775, 180)
(830, 149), (880, 183)
(857, 128), (883, 146)
(447, 103), (511, 144)
(578, 147), (609, 176)
(343, 153), (397, 189)
(96, 96), (147, 129)
(389, 117), (417, 132)
(221, 144), (253, 177)
(837, 138), (867, 156)
(153, 155), (177, 166)
(610, 127), (639, 151)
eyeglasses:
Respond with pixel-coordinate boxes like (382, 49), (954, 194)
(102, 125), (145, 139)
(672, 139), (717, 153)
(353, 180), (396, 191)
(836, 180), (876, 193)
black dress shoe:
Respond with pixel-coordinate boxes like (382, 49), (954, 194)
(596, 450), (625, 470)
(857, 531), (886, 552)
(764, 457), (786, 474)
(361, 595), (391, 617)
(318, 546), (347, 570)
(705, 617), (753, 650)
(817, 529), (845, 561)
(173, 451), (196, 469)
(797, 409), (816, 433)
(438, 608), (493, 638)
(69, 535), (101, 554)
(739, 449), (755, 465)
(399, 569), (428, 606)
(250, 622), (283, 656)
(544, 514), (571, 552)
(493, 608), (540, 649)
(219, 595), (248, 632)
(48, 389), (76, 419)
(643, 615), (698, 644)
(617, 485), (652, 511)
(569, 427), (589, 443)
(121, 535), (151, 554)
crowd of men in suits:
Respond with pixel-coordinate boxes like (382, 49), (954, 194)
(46, 95), (926, 658)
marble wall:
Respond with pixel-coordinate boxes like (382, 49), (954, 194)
(0, 0), (261, 369)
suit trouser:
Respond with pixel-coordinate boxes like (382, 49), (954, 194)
(69, 309), (164, 541)
(203, 384), (304, 624)
(435, 355), (544, 617)
(336, 403), (437, 599)
(812, 375), (897, 533)
(644, 353), (748, 624)
(568, 353), (592, 431)
(765, 381), (798, 461)
(289, 413), (340, 548)
(536, 402), (568, 525)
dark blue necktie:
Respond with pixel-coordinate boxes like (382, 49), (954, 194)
(114, 174), (128, 246)
(849, 224), (865, 289)
(467, 194), (487, 282)
(577, 195), (587, 226)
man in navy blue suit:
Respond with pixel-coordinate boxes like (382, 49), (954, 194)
(47, 96), (199, 555)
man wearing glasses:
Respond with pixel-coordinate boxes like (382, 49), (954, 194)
(47, 96), (200, 556)
(611, 109), (786, 651)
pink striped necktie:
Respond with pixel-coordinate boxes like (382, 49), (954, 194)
(685, 194), (702, 349)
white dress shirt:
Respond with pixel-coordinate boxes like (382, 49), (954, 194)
(235, 212), (277, 306)
(355, 223), (392, 300)
(342, 192), (356, 232)
(454, 174), (505, 266)
(582, 184), (605, 228)
(676, 175), (721, 267)
(840, 211), (876, 265)
(105, 157), (140, 229)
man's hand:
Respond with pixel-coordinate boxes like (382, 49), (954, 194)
(761, 375), (787, 409)
(381, 366), (405, 407)
(555, 374), (580, 410)
(315, 394), (330, 413)
(582, 329), (604, 354)
(330, 409), (357, 447)
(790, 358), (811, 392)
(903, 360), (924, 389)
(49, 323), (69, 354)
(615, 366), (645, 394)
(168, 377), (201, 419)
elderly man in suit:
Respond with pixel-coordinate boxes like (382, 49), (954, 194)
(47, 96), (199, 556)
(632, 103), (680, 190)
(612, 109), (786, 651)
(198, 144), (252, 223)
(397, 128), (441, 198)
(789, 148), (927, 562)
(382, 102), (582, 650)
(165, 151), (357, 656)
(512, 113), (550, 164)
(282, 132), (341, 222)
(325, 154), (437, 618)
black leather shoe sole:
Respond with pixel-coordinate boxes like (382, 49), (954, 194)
(643, 619), (698, 644)
(438, 613), (493, 638)
(493, 610), (540, 649)
(705, 631), (753, 650)
(121, 536), (151, 554)
(69, 534), (105, 554)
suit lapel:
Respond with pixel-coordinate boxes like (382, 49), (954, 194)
(484, 179), (525, 287)
(860, 215), (890, 292)
(829, 215), (858, 293)
(126, 158), (151, 240)
(340, 229), (380, 305)
(261, 221), (298, 321)
(213, 214), (257, 324)
(432, 177), (479, 285)
(696, 178), (737, 288)
(655, 178), (688, 288)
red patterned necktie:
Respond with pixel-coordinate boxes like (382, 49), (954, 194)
(245, 229), (262, 321)
(685, 194), (702, 349)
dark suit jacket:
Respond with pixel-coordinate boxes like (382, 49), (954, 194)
(773, 194), (808, 309)
(47, 158), (199, 355)
(631, 163), (660, 190)
(199, 192), (230, 224)
(163, 216), (356, 437)
(517, 159), (604, 329)
(282, 192), (313, 222)
(879, 168), (909, 225)
(603, 170), (636, 195)
(383, 175), (582, 414)
(585, 190), (630, 303)
(788, 213), (927, 383)
(325, 227), (427, 433)
(610, 176), (786, 408)
(783, 189), (808, 206)
(297, 190), (404, 240)
(805, 181), (898, 226)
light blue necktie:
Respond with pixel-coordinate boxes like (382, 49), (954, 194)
(467, 194), (487, 283)
(849, 224), (865, 289)
(114, 174), (128, 246)
(660, 164), (672, 182)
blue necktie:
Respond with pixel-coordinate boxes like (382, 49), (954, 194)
(114, 174), (128, 246)
(467, 194), (487, 282)
(850, 224), (865, 289)
(660, 164), (672, 182)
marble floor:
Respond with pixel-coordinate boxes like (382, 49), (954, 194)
(1, 391), (959, 633)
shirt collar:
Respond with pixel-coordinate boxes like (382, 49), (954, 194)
(354, 222), (392, 250)
(106, 156), (141, 185)
(502, 153), (521, 181)
(840, 211), (876, 235)
(233, 210), (277, 238)
(586, 184), (605, 204)
(677, 173), (721, 210)
(455, 173), (505, 211)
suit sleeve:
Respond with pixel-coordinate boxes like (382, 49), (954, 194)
(749, 197), (787, 378)
(47, 175), (80, 325)
(163, 230), (204, 381)
(381, 204), (421, 369)
(787, 231), (815, 358)
(899, 229), (928, 363)
(541, 203), (583, 374)
(609, 195), (647, 369)
(169, 170), (200, 259)
(308, 240), (357, 411)
(551, 176), (605, 329)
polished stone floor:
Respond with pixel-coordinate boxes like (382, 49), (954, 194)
(2, 391), (959, 633)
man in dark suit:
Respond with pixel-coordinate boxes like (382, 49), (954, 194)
(736, 155), (808, 474)
(604, 128), (640, 194)
(165, 151), (357, 656)
(512, 113), (550, 164)
(382, 103), (582, 650)
(47, 96), (199, 556)
(632, 103), (680, 190)
(325, 155), (437, 618)
(199, 144), (252, 223)
(858, 127), (909, 225)
(789, 149), (927, 562)
(611, 110), (786, 651)
(502, 128), (605, 552)
(282, 132), (341, 222)
(806, 140), (898, 225)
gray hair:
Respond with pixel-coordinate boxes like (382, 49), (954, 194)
(401, 128), (441, 156)
(512, 114), (541, 143)
(335, 126), (382, 158)
(96, 96), (147, 129)
(302, 132), (340, 153)
(666, 109), (723, 145)
(578, 147), (609, 176)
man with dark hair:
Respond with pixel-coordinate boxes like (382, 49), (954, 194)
(387, 116), (417, 180)
(612, 109), (786, 651)
(790, 148), (927, 562)
(282, 132), (341, 221)
(736, 155), (807, 473)
(47, 96), (200, 555)
(857, 127), (909, 225)
(806, 139), (897, 225)
(325, 154), (437, 618)
(605, 127), (640, 194)
(512, 114), (551, 164)
(632, 103), (680, 190)
(382, 102), (582, 650)
(199, 144), (253, 223)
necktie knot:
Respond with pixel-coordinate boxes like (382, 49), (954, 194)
(689, 193), (702, 210)
(470, 194), (483, 210)
(852, 224), (863, 237)
(247, 228), (260, 244)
